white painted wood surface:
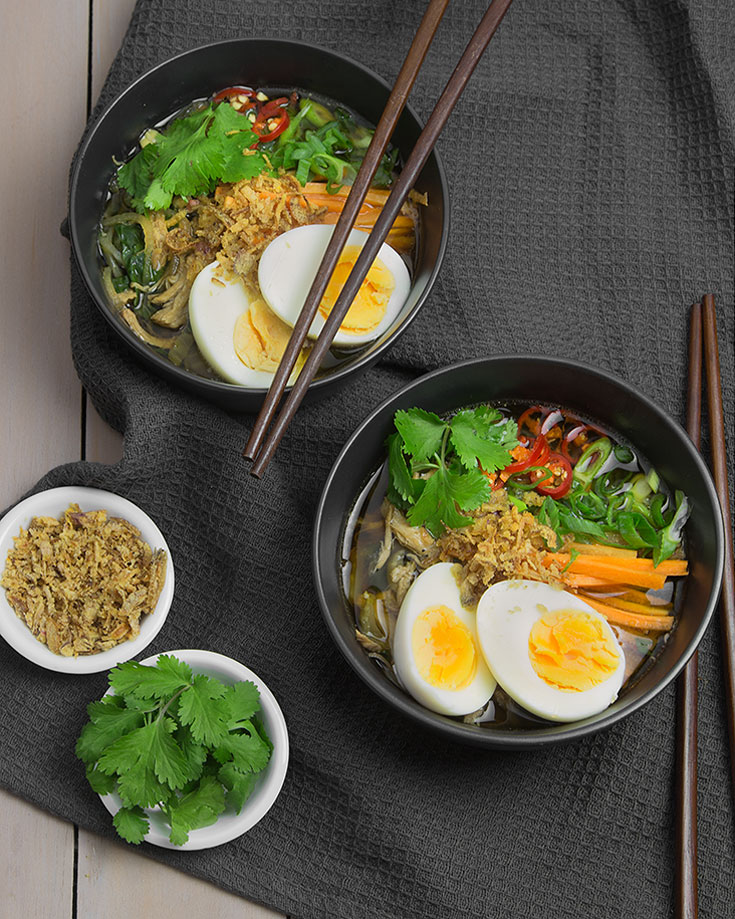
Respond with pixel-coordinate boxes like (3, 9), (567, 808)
(0, 3), (285, 916)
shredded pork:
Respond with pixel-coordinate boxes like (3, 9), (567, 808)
(436, 491), (564, 602)
(1, 504), (167, 656)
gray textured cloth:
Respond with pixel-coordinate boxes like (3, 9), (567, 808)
(2, 1), (734, 917)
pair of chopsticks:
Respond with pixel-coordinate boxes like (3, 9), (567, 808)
(244, 0), (514, 475)
(676, 294), (735, 919)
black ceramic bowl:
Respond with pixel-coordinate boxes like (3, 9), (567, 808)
(69, 39), (449, 411)
(313, 356), (724, 749)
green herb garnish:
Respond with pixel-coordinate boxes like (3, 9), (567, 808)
(387, 406), (518, 537)
(118, 104), (266, 212)
(76, 654), (272, 846)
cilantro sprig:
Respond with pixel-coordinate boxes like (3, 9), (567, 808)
(118, 103), (266, 212)
(76, 654), (271, 846)
(387, 406), (518, 537)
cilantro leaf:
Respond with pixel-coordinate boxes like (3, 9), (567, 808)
(449, 407), (517, 473)
(85, 763), (116, 796)
(394, 408), (446, 463)
(117, 143), (159, 210)
(77, 654), (272, 847)
(177, 675), (230, 747)
(386, 432), (414, 507)
(113, 806), (150, 845)
(249, 714), (274, 755)
(174, 723), (209, 785)
(214, 721), (271, 773)
(75, 697), (144, 764)
(219, 762), (258, 814)
(209, 104), (266, 184)
(406, 464), (489, 537)
(143, 177), (172, 212)
(108, 655), (192, 699)
(153, 106), (218, 198)
(223, 681), (261, 728)
(97, 718), (191, 806)
(445, 464), (492, 511)
(167, 775), (226, 846)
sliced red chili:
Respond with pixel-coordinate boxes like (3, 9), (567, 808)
(540, 409), (564, 451)
(503, 434), (549, 475)
(516, 405), (545, 444)
(212, 86), (256, 110)
(258, 97), (289, 119)
(534, 452), (573, 498)
(252, 109), (290, 143)
(561, 424), (603, 464)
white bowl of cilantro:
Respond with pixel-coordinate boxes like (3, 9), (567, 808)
(78, 649), (289, 849)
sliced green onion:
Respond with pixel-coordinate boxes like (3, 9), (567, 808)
(569, 492), (607, 520)
(617, 511), (659, 549)
(646, 469), (660, 492)
(650, 492), (668, 528)
(614, 444), (635, 464)
(654, 491), (691, 566)
(574, 437), (612, 489)
(506, 465), (553, 491)
(508, 494), (528, 513)
(630, 473), (653, 503)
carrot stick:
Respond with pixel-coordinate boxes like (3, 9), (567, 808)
(546, 554), (688, 579)
(563, 574), (630, 589)
(567, 563), (666, 591)
(615, 588), (673, 608)
(567, 542), (638, 559)
(303, 182), (390, 205)
(578, 595), (675, 632)
(576, 555), (685, 575)
(597, 596), (672, 616)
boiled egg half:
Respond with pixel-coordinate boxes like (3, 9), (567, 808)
(392, 563), (496, 716)
(189, 261), (305, 386)
(258, 224), (411, 347)
(475, 580), (625, 723)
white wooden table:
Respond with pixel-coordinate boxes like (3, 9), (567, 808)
(0, 3), (283, 915)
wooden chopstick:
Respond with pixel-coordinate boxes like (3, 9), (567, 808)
(248, 0), (515, 476)
(702, 293), (735, 792)
(242, 0), (451, 462)
(676, 300), (702, 919)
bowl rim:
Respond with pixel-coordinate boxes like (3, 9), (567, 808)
(98, 648), (290, 850)
(0, 486), (175, 673)
(69, 37), (450, 404)
(312, 354), (725, 748)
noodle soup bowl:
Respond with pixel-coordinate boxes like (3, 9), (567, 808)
(313, 356), (724, 749)
(69, 39), (449, 411)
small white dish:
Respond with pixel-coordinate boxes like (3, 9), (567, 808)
(0, 486), (175, 673)
(99, 649), (289, 850)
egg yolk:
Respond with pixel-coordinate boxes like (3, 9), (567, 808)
(411, 605), (478, 691)
(528, 609), (620, 692)
(234, 298), (295, 371)
(318, 245), (394, 334)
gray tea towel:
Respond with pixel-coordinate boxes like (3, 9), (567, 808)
(2, 1), (734, 917)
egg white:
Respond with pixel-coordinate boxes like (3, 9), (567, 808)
(475, 580), (626, 723)
(257, 224), (411, 347)
(392, 563), (496, 717)
(188, 261), (280, 387)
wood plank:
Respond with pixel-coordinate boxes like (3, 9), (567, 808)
(77, 836), (285, 919)
(84, 0), (133, 465)
(0, 0), (90, 916)
(0, 0), (88, 499)
(77, 4), (285, 916)
(0, 792), (75, 919)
